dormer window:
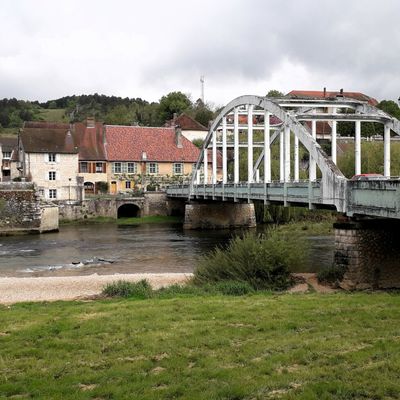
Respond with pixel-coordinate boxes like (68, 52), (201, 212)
(48, 153), (56, 162)
(2, 151), (11, 159)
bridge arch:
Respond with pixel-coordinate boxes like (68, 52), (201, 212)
(117, 203), (141, 218)
(191, 95), (347, 211)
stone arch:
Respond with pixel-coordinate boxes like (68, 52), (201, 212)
(117, 203), (141, 218)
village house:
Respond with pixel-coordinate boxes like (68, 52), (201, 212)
(104, 125), (207, 194)
(165, 113), (208, 142)
(19, 122), (83, 201)
(0, 137), (19, 182)
(72, 117), (108, 195)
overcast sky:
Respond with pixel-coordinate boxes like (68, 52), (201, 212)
(1, 0), (399, 106)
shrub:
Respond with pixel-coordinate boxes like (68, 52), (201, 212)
(193, 230), (308, 290)
(317, 264), (347, 285)
(102, 279), (152, 299)
(96, 181), (108, 193)
(213, 280), (254, 296)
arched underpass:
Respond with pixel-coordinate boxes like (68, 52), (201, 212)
(117, 203), (141, 218)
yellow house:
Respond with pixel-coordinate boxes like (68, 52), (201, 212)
(104, 125), (214, 193)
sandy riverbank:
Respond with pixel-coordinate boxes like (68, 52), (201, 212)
(0, 273), (193, 305)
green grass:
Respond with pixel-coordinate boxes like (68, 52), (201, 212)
(37, 108), (67, 123)
(60, 216), (183, 225)
(117, 215), (182, 225)
(1, 292), (400, 399)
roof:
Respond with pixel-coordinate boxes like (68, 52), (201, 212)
(72, 122), (107, 161)
(165, 113), (208, 131)
(105, 125), (200, 162)
(304, 121), (332, 135)
(20, 121), (78, 154)
(0, 137), (18, 152)
(287, 90), (378, 106)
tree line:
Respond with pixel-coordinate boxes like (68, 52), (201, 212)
(0, 91), (215, 130)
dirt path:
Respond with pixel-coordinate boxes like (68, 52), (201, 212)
(289, 273), (336, 293)
(0, 273), (193, 305)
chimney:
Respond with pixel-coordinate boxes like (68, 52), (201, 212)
(175, 126), (183, 148)
(86, 116), (95, 128)
(323, 87), (326, 97)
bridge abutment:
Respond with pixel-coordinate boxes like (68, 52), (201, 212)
(334, 218), (400, 289)
(183, 202), (256, 229)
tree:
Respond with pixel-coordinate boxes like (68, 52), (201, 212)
(377, 100), (400, 120)
(158, 91), (192, 123)
(266, 89), (284, 98)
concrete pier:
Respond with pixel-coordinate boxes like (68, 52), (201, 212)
(183, 202), (256, 230)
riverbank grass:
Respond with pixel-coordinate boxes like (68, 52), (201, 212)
(1, 292), (400, 399)
(60, 215), (182, 225)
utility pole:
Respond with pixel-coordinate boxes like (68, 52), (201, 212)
(200, 75), (205, 103)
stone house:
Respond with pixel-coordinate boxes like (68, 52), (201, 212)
(0, 137), (19, 182)
(72, 117), (108, 195)
(104, 125), (206, 193)
(19, 122), (83, 201)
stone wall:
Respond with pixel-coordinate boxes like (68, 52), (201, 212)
(0, 182), (58, 234)
(334, 219), (400, 289)
(183, 201), (256, 229)
(58, 192), (185, 221)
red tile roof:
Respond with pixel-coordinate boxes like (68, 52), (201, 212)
(305, 121), (332, 135)
(287, 90), (378, 106)
(105, 125), (200, 162)
(165, 113), (208, 131)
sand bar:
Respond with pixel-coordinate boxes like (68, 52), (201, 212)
(0, 273), (193, 305)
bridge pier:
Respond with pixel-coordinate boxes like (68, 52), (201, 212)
(334, 218), (400, 289)
(183, 202), (256, 230)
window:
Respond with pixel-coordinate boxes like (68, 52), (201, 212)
(112, 162), (121, 174)
(49, 189), (57, 199)
(39, 189), (45, 197)
(125, 181), (131, 189)
(96, 162), (104, 173)
(48, 153), (56, 162)
(147, 163), (159, 174)
(48, 171), (56, 181)
(173, 163), (183, 175)
(2, 151), (11, 159)
(80, 162), (88, 173)
(127, 162), (136, 174)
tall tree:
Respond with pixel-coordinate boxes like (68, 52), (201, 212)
(158, 91), (192, 123)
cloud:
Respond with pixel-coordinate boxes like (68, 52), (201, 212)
(1, 0), (399, 104)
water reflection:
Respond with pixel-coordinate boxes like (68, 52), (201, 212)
(0, 223), (334, 277)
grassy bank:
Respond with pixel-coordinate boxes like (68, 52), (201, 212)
(1, 292), (399, 399)
(60, 215), (182, 225)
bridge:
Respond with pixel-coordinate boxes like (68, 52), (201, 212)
(166, 94), (400, 290)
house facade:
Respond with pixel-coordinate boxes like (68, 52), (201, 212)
(105, 125), (202, 193)
(0, 137), (19, 182)
(19, 122), (83, 201)
(72, 117), (108, 195)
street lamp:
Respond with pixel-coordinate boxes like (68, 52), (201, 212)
(68, 178), (72, 202)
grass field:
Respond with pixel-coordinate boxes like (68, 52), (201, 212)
(1, 292), (399, 399)
(37, 108), (67, 123)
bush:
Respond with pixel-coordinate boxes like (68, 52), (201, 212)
(213, 280), (254, 296)
(193, 230), (308, 291)
(102, 279), (152, 299)
(96, 181), (108, 194)
(317, 264), (346, 285)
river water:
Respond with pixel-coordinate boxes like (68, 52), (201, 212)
(0, 223), (334, 277)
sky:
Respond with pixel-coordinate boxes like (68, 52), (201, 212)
(1, 0), (400, 107)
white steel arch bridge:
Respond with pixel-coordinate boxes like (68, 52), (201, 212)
(167, 94), (400, 219)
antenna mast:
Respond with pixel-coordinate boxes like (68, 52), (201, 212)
(200, 75), (205, 103)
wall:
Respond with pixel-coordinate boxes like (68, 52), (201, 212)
(26, 152), (81, 201)
(0, 182), (58, 234)
(58, 192), (183, 221)
(183, 201), (256, 229)
(334, 219), (400, 289)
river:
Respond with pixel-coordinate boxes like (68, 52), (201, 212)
(0, 223), (334, 277)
